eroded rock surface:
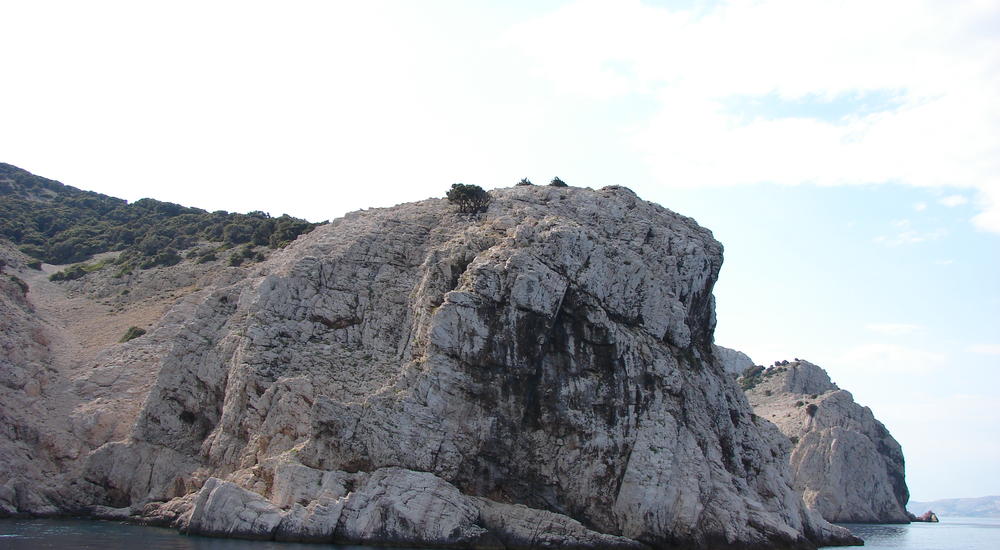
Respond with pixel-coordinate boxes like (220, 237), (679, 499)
(1, 186), (861, 548)
(742, 360), (911, 523)
(715, 345), (755, 376)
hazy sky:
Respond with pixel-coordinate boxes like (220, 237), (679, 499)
(2, 0), (998, 501)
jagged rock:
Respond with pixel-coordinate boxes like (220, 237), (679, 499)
(186, 477), (284, 539)
(909, 510), (939, 522)
(714, 345), (755, 376)
(1, 187), (862, 548)
(742, 359), (910, 523)
(183, 463), (644, 548)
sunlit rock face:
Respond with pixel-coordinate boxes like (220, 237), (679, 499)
(715, 345), (755, 376)
(743, 360), (911, 523)
(2, 186), (860, 548)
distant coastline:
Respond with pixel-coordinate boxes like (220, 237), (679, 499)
(907, 496), (1000, 518)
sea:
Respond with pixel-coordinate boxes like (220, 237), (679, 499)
(1, 516), (998, 549)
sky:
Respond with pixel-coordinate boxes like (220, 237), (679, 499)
(1, 0), (998, 501)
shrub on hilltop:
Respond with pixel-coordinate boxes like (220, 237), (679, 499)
(446, 183), (492, 214)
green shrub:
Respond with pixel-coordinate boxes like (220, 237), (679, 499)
(549, 177), (568, 187)
(6, 274), (28, 294)
(139, 248), (181, 269)
(197, 251), (217, 263)
(49, 264), (88, 282)
(119, 326), (146, 343)
(806, 403), (819, 417)
(516, 178), (533, 186)
(446, 183), (491, 214)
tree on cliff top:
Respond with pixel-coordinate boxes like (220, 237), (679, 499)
(446, 183), (491, 214)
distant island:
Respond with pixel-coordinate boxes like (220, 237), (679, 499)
(907, 496), (1000, 518)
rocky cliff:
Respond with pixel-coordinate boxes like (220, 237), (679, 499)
(741, 360), (911, 523)
(0, 184), (860, 548)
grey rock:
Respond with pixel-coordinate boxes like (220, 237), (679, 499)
(744, 360), (910, 523)
(714, 345), (755, 376)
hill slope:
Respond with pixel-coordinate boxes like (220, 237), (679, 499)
(0, 163), (316, 267)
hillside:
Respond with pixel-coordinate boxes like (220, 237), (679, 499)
(0, 163), (316, 268)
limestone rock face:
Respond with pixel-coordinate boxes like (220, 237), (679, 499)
(714, 345), (755, 376)
(1, 186), (861, 548)
(743, 360), (910, 523)
(0, 247), (66, 516)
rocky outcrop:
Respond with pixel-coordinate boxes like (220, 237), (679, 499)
(1, 185), (860, 548)
(742, 360), (911, 523)
(180, 465), (644, 548)
(714, 345), (755, 376)
(909, 510), (938, 522)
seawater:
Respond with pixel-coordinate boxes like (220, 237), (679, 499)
(2, 516), (998, 549)
(823, 517), (1000, 550)
(0, 518), (431, 549)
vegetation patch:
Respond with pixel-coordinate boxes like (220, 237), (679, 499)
(5, 274), (29, 294)
(228, 244), (264, 267)
(738, 364), (786, 391)
(1, 163), (317, 271)
(119, 326), (147, 343)
(446, 183), (491, 214)
(48, 256), (115, 281)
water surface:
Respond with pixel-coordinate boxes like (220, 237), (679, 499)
(0, 518), (430, 549)
(824, 516), (1000, 550)
(3, 516), (998, 549)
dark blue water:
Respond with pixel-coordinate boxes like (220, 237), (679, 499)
(2, 516), (998, 549)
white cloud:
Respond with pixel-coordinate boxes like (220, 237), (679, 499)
(968, 344), (1000, 356)
(971, 184), (1000, 233)
(865, 323), (922, 336)
(834, 343), (946, 374)
(873, 227), (947, 246)
(914, 202), (927, 212)
(939, 194), (968, 207)
(506, 0), (1000, 232)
